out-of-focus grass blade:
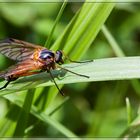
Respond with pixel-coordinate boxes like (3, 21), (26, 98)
(44, 0), (67, 48)
(13, 89), (35, 136)
(126, 97), (132, 125)
(3, 94), (80, 138)
(0, 105), (20, 136)
(120, 107), (140, 137)
(102, 25), (125, 57)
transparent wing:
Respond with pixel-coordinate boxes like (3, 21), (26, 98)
(0, 38), (44, 62)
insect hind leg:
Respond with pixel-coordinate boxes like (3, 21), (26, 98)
(0, 80), (11, 90)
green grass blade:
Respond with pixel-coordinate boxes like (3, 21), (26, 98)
(120, 106), (140, 137)
(47, 96), (70, 116)
(126, 97), (132, 126)
(1, 56), (140, 96)
(3, 94), (80, 138)
(102, 25), (125, 57)
(44, 0), (67, 48)
(52, 2), (115, 57)
(13, 89), (35, 136)
(0, 105), (20, 136)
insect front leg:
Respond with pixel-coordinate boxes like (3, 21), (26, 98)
(0, 80), (11, 90)
(0, 76), (18, 90)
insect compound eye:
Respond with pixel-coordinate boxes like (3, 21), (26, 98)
(55, 50), (64, 64)
(39, 49), (54, 60)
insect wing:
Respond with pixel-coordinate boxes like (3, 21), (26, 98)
(0, 38), (44, 62)
(1, 59), (43, 78)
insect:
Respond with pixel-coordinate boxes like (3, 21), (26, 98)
(0, 38), (91, 95)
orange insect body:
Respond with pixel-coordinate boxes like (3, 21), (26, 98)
(0, 38), (90, 95)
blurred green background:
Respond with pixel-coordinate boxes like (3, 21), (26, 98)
(0, 2), (140, 138)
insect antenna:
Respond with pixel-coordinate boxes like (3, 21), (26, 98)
(0, 80), (11, 90)
(57, 65), (89, 78)
(49, 70), (64, 96)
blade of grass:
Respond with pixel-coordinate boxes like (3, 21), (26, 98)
(66, 3), (115, 60)
(1, 56), (140, 96)
(126, 97), (132, 126)
(13, 89), (35, 136)
(3, 93), (80, 138)
(47, 96), (70, 116)
(102, 25), (125, 57)
(120, 107), (140, 137)
(52, 2), (115, 58)
(0, 105), (20, 136)
(44, 0), (67, 48)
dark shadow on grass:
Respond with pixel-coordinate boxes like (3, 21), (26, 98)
(14, 69), (66, 84)
(0, 69), (67, 96)
(0, 61), (90, 95)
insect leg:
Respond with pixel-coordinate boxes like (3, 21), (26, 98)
(49, 70), (64, 96)
(57, 65), (89, 78)
(62, 51), (93, 63)
(0, 80), (11, 90)
(66, 58), (93, 63)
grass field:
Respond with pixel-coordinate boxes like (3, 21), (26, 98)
(0, 1), (140, 138)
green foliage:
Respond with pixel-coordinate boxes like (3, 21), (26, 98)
(0, 1), (140, 139)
